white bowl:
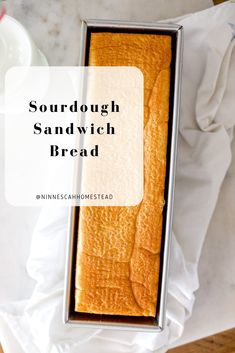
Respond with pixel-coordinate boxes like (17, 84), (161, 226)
(0, 15), (47, 109)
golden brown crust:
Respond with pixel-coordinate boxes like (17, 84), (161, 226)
(75, 32), (171, 316)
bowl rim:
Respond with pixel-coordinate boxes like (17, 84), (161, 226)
(1, 15), (33, 66)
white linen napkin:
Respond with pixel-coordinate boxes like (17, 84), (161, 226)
(1, 2), (235, 353)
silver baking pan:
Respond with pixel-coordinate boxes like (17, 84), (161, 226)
(63, 19), (183, 331)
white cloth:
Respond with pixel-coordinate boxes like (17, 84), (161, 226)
(1, 2), (235, 353)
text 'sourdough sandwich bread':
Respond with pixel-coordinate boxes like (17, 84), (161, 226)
(75, 32), (171, 317)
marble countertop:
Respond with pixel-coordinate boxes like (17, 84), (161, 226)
(2, 0), (235, 349)
(7, 0), (213, 67)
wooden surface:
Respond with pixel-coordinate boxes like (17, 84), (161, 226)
(213, 0), (227, 4)
(169, 328), (235, 353)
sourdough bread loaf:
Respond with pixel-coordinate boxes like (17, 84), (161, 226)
(75, 32), (171, 317)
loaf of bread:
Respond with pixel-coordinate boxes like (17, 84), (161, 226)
(75, 32), (171, 317)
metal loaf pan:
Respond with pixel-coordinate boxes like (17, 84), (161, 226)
(64, 19), (183, 331)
